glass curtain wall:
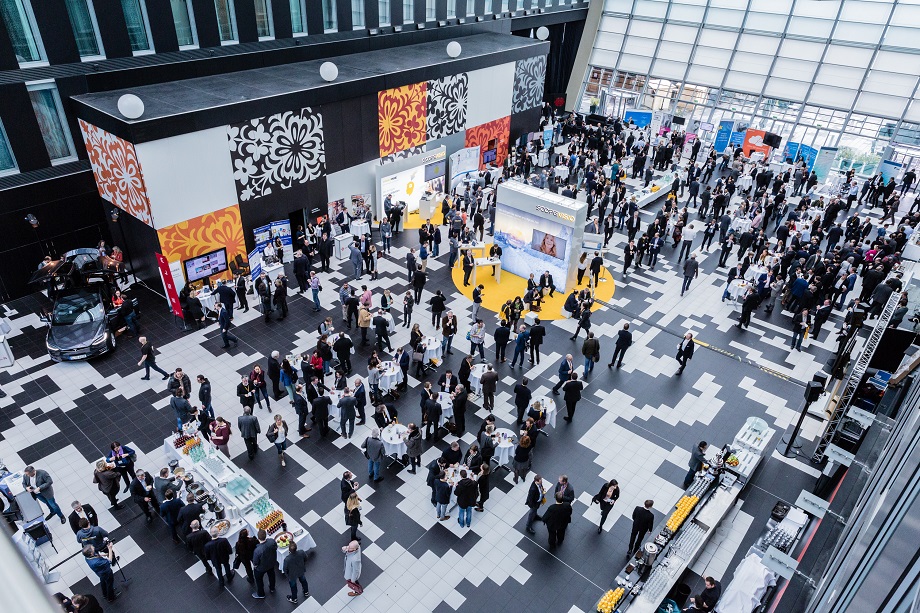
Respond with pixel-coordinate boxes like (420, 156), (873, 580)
(0, 0), (44, 63)
(379, 0), (390, 26)
(64, 0), (104, 57)
(581, 0), (920, 176)
(120, 0), (152, 51)
(27, 84), (75, 162)
(290, 0), (306, 33)
(170, 0), (196, 46)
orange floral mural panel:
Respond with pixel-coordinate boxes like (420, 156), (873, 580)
(464, 116), (511, 170)
(378, 82), (427, 157)
(157, 204), (246, 282)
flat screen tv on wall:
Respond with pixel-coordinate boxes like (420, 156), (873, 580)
(184, 248), (228, 283)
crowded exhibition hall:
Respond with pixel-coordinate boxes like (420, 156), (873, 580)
(1, 1), (920, 612)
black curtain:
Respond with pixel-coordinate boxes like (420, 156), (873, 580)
(512, 19), (585, 106)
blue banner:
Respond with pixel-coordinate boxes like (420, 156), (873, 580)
(713, 120), (734, 153)
(783, 142), (801, 163)
(729, 131), (745, 147)
(543, 127), (553, 150)
(798, 145), (818, 170)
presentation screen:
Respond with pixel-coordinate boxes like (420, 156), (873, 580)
(184, 248), (227, 283)
(381, 158), (446, 214)
(494, 206), (573, 289)
(699, 122), (714, 132)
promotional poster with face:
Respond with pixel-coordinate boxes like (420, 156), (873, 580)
(493, 205), (573, 290)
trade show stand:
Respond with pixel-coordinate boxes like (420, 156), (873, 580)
(599, 418), (774, 613)
(632, 171), (677, 210)
(163, 434), (315, 565)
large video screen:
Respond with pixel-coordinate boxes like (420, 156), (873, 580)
(184, 248), (228, 283)
(381, 159), (446, 214)
(494, 205), (573, 290)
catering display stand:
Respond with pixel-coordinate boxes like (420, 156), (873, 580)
(633, 171), (677, 210)
(599, 418), (774, 613)
(163, 433), (316, 565)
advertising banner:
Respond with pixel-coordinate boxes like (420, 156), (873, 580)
(812, 147), (839, 183)
(742, 129), (771, 158)
(880, 159), (903, 184)
(624, 109), (653, 128)
(728, 131), (746, 147)
(798, 145), (818, 170)
(156, 253), (183, 318)
(714, 120), (735, 153)
(449, 146), (481, 193)
(783, 142), (801, 163)
(248, 249), (262, 282)
(377, 146), (448, 220)
(543, 127), (554, 150)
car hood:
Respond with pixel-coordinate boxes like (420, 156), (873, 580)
(48, 319), (106, 351)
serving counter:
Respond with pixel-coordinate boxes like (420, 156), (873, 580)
(163, 433), (316, 565)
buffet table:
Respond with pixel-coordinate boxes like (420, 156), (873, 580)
(471, 257), (501, 286)
(633, 171), (676, 209)
(163, 434), (316, 565)
(605, 418), (774, 612)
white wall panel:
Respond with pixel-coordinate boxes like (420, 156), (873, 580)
(840, 0), (891, 23)
(698, 28), (737, 48)
(466, 62), (515, 129)
(622, 35), (659, 57)
(873, 50), (920, 75)
(815, 63), (865, 86)
(833, 21), (886, 44)
(772, 57), (818, 83)
(808, 84), (857, 109)
(745, 11), (788, 32)
(662, 23), (697, 41)
(763, 78), (809, 101)
(633, 0), (668, 18)
(590, 48), (621, 68)
(694, 45), (732, 68)
(686, 65), (725, 88)
(905, 101), (920, 123)
(787, 16), (835, 38)
(657, 41), (693, 62)
(778, 38), (825, 59)
(862, 71), (917, 97)
(737, 33), (780, 55)
(595, 32), (625, 51)
(854, 92), (907, 117)
(794, 0), (840, 18)
(707, 7), (745, 27)
(618, 53), (653, 74)
(326, 160), (377, 207)
(884, 26), (920, 50)
(599, 16), (630, 34)
(668, 3), (704, 21)
(135, 127), (238, 229)
(724, 71), (766, 95)
(892, 3), (920, 24)
(652, 58), (688, 80)
(628, 20), (663, 38)
(824, 44), (873, 67)
(751, 0), (792, 12)
(731, 52), (774, 74)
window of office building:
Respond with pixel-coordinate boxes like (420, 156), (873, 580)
(254, 0), (272, 37)
(169, 0), (197, 47)
(447, 0), (456, 18)
(322, 0), (336, 31)
(120, 0), (152, 52)
(403, 0), (413, 23)
(352, 0), (365, 28)
(0, 121), (17, 176)
(64, 0), (105, 58)
(426, 0), (435, 20)
(484, 0), (493, 14)
(27, 83), (76, 163)
(214, 0), (237, 42)
(379, 0), (390, 26)
(0, 0), (45, 63)
(290, 0), (306, 33)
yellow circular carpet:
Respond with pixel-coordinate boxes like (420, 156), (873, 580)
(449, 250), (615, 321)
(401, 206), (444, 230)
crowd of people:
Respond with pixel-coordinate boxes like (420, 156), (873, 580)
(30, 105), (916, 613)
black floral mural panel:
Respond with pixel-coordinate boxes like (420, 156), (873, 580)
(228, 107), (326, 202)
(426, 73), (469, 141)
(512, 56), (547, 113)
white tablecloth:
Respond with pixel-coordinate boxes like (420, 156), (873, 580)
(422, 336), (442, 364)
(728, 279), (749, 302)
(196, 290), (217, 312)
(378, 361), (403, 393)
(738, 175), (753, 191)
(380, 424), (408, 456)
(746, 265), (768, 282)
(469, 363), (487, 395)
(731, 218), (752, 233)
(438, 392), (454, 424)
(351, 220), (370, 237)
(533, 395), (557, 428)
(554, 165), (569, 182)
(492, 428), (516, 465)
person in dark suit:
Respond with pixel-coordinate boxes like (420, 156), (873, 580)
(215, 281), (236, 320)
(551, 354), (575, 395)
(562, 373), (583, 422)
(529, 319), (546, 364)
(68, 501), (98, 534)
(493, 320), (511, 363)
(177, 492), (204, 539)
(628, 500), (655, 554)
(514, 377), (532, 425)
(341, 471), (359, 506)
(684, 441), (709, 488)
(252, 529), (278, 598)
(319, 233), (333, 272)
(217, 302), (238, 349)
(235, 273), (249, 312)
(608, 323), (633, 368)
(437, 370), (456, 393)
(542, 492), (573, 548)
(676, 332), (695, 375)
(293, 252), (309, 293)
(462, 249), (475, 286)
(159, 489), (184, 543)
(539, 271), (555, 297)
(451, 384), (469, 432)
(737, 288), (759, 329)
(480, 365), (499, 411)
(186, 520), (213, 574)
(204, 527), (235, 588)
(129, 470), (159, 523)
(525, 473), (545, 535)
(267, 351), (282, 400)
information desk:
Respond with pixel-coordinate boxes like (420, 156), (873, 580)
(164, 435), (316, 565)
(608, 418), (773, 612)
(333, 233), (353, 260)
(471, 257), (501, 286)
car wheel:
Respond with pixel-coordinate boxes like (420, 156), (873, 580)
(107, 333), (116, 352)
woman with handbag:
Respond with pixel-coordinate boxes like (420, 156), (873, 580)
(343, 541), (363, 597)
(233, 527), (258, 583)
(512, 435), (533, 484)
(591, 479), (620, 533)
(404, 423), (423, 474)
(267, 414), (289, 467)
(210, 417), (232, 457)
(346, 493), (362, 542)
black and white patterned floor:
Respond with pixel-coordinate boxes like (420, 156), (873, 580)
(0, 163), (885, 613)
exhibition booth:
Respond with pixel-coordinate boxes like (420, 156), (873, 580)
(375, 147), (448, 228)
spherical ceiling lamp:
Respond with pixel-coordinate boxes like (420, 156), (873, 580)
(116, 94), (145, 120)
(536, 26), (550, 41)
(446, 41), (462, 58)
(320, 61), (339, 82)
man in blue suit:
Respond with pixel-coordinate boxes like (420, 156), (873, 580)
(551, 354), (575, 395)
